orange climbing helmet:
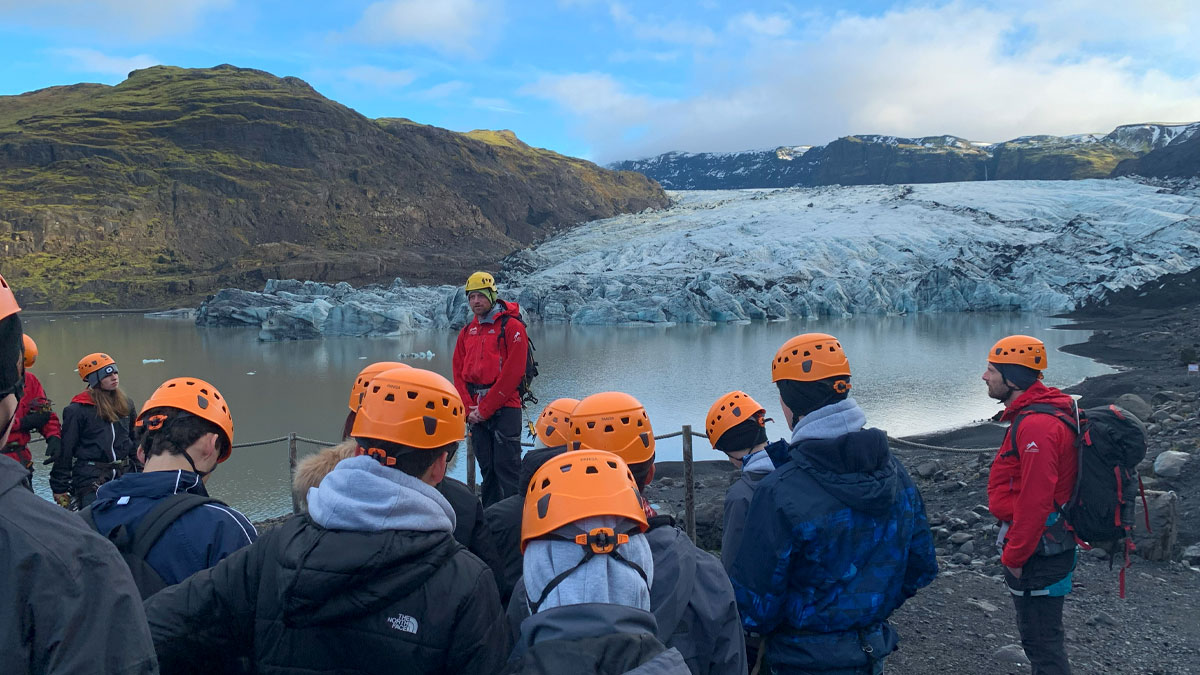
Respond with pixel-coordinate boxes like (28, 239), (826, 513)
(137, 377), (235, 462)
(771, 333), (851, 384)
(351, 367), (465, 452)
(569, 392), (655, 464)
(535, 397), (579, 447)
(988, 335), (1047, 371)
(0, 275), (18, 322)
(705, 391), (766, 447)
(22, 335), (37, 369)
(520, 450), (648, 554)
(78, 353), (118, 387)
(348, 361), (411, 412)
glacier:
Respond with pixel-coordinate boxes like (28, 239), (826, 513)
(195, 178), (1200, 340)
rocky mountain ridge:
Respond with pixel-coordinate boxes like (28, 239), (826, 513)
(611, 122), (1200, 189)
(0, 65), (667, 309)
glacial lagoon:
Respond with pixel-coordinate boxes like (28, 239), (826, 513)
(20, 313), (1111, 521)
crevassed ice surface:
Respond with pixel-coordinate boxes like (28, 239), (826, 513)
(197, 178), (1200, 339)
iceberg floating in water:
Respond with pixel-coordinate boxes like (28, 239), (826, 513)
(142, 358), (166, 364)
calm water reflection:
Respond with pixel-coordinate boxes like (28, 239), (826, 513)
(19, 313), (1110, 520)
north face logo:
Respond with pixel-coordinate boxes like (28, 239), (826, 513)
(1025, 441), (1040, 453)
(387, 613), (418, 634)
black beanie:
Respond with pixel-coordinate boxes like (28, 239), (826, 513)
(777, 376), (849, 419)
(993, 362), (1039, 390)
(0, 313), (24, 400)
(714, 415), (768, 453)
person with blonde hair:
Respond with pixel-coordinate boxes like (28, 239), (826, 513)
(51, 352), (138, 508)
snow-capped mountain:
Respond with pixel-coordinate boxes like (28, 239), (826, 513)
(198, 178), (1200, 339)
(610, 122), (1200, 189)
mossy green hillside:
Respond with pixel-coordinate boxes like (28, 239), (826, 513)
(0, 65), (667, 309)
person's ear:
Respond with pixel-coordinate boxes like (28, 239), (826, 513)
(137, 446), (147, 464)
(424, 451), (448, 486)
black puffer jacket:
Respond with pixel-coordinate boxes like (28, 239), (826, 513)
(506, 604), (690, 675)
(144, 514), (510, 675)
(51, 390), (137, 498)
(0, 455), (158, 675)
(438, 475), (505, 594)
(485, 446), (567, 602)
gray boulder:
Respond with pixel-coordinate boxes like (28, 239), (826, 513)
(1114, 394), (1153, 423)
(1153, 450), (1190, 478)
(1133, 490), (1178, 561)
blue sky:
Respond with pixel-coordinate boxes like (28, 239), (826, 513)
(1, 1), (1198, 162)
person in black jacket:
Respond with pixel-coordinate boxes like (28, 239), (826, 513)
(0, 274), (159, 675)
(485, 397), (575, 603)
(144, 366), (509, 675)
(506, 449), (688, 675)
(51, 352), (138, 509)
(509, 392), (747, 675)
(337, 361), (504, 588)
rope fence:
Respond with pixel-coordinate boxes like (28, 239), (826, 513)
(22, 425), (992, 541)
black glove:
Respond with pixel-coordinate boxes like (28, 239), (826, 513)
(42, 436), (62, 466)
(18, 411), (51, 432)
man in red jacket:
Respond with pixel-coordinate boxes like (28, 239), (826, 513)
(984, 334), (1078, 675)
(452, 271), (528, 507)
(3, 335), (61, 473)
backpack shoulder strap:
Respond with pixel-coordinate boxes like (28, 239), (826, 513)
(130, 493), (222, 560)
(1008, 403), (1077, 456)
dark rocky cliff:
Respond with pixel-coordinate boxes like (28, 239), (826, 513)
(0, 65), (668, 309)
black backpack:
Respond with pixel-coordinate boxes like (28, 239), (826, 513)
(80, 493), (221, 599)
(498, 314), (539, 407)
(1011, 402), (1149, 596)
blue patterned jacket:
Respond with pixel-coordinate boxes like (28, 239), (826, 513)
(729, 403), (937, 674)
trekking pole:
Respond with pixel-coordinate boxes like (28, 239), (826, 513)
(287, 433), (299, 515)
(682, 424), (696, 542)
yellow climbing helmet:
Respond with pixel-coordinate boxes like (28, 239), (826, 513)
(465, 271), (497, 295)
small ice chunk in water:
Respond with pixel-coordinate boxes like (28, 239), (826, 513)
(142, 359), (165, 364)
(246, 371), (257, 375)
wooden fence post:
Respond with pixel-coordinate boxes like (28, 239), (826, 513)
(682, 424), (696, 542)
(288, 433), (299, 515)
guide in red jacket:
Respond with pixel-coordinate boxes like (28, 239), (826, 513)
(3, 335), (62, 472)
(452, 271), (528, 507)
(984, 335), (1078, 675)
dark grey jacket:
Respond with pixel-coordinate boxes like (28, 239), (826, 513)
(506, 603), (690, 675)
(721, 445), (782, 573)
(509, 516), (747, 675)
(0, 455), (159, 675)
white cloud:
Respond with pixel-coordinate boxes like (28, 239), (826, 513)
(54, 48), (159, 76)
(0, 0), (231, 38)
(534, 3), (1200, 161)
(729, 12), (792, 37)
(608, 49), (680, 63)
(342, 65), (418, 89)
(351, 0), (499, 55)
(472, 97), (521, 113)
(414, 80), (470, 100)
(608, 2), (717, 46)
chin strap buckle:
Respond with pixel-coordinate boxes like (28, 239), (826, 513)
(575, 527), (629, 554)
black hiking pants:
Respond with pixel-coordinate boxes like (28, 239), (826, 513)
(1005, 549), (1075, 675)
(471, 406), (521, 508)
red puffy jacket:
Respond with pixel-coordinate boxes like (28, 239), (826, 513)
(987, 381), (1078, 569)
(2, 372), (61, 464)
(452, 300), (528, 420)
